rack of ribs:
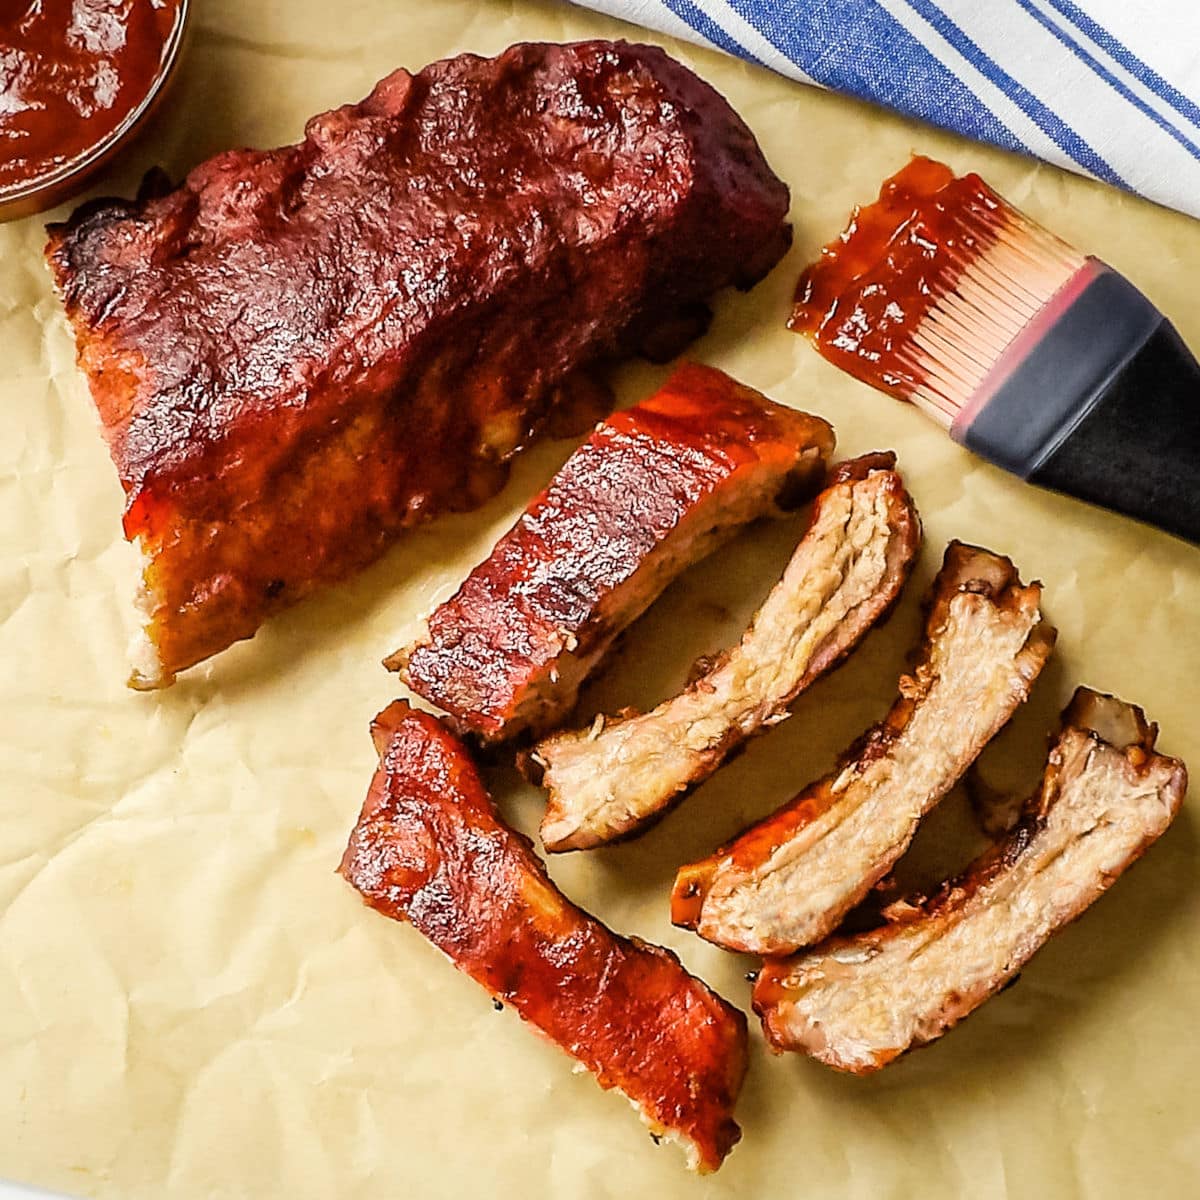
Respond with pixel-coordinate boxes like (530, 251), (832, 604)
(753, 688), (1187, 1072)
(340, 701), (749, 1171)
(45, 40), (792, 687)
(531, 453), (921, 851)
(395, 363), (834, 744)
(671, 542), (1055, 954)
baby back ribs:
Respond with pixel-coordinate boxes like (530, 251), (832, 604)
(340, 701), (748, 1172)
(45, 40), (792, 686)
(671, 543), (1055, 955)
(753, 688), (1187, 1072)
(395, 363), (834, 743)
(531, 454), (920, 851)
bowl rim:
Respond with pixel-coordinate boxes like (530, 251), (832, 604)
(0, 0), (191, 210)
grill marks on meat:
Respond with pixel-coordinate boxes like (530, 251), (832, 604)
(45, 41), (792, 687)
(339, 701), (748, 1172)
(753, 688), (1187, 1073)
(671, 542), (1055, 955)
(530, 454), (921, 852)
(395, 364), (834, 744)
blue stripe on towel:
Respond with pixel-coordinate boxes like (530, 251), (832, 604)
(724, 0), (1026, 152)
(900, 0), (1124, 185)
(1012, 0), (1200, 163)
(659, 0), (763, 64)
(1044, 0), (1200, 133)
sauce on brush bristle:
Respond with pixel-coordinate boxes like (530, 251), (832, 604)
(790, 156), (1082, 426)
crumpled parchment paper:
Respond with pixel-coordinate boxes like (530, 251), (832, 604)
(2, 1), (1199, 1197)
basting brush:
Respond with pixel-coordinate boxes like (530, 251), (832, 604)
(790, 156), (1200, 545)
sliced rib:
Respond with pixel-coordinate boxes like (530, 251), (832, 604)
(394, 363), (834, 743)
(46, 41), (792, 686)
(671, 542), (1055, 954)
(339, 701), (748, 1172)
(531, 453), (921, 851)
(753, 688), (1187, 1073)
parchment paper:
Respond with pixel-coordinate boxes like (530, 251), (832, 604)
(3, 2), (1199, 1197)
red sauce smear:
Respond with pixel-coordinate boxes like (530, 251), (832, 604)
(0, 0), (182, 193)
(789, 155), (1008, 400)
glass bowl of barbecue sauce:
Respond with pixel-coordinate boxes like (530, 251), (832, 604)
(0, 0), (189, 222)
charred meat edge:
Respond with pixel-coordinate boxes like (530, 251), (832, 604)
(753, 687), (1187, 1072)
(672, 541), (1055, 955)
(528, 453), (921, 851)
(340, 701), (748, 1172)
(394, 363), (835, 744)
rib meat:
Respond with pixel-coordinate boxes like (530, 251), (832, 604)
(753, 688), (1187, 1072)
(339, 701), (748, 1172)
(45, 40), (792, 687)
(671, 542), (1055, 954)
(531, 453), (921, 851)
(395, 363), (834, 743)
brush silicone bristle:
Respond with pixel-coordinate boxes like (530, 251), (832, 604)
(790, 156), (1085, 427)
(897, 207), (1085, 426)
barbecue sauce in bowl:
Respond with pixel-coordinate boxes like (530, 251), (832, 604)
(0, 0), (187, 218)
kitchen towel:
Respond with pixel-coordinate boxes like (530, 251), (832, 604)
(570, 0), (1200, 219)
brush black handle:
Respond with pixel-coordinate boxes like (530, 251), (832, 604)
(1031, 321), (1200, 543)
(963, 268), (1200, 546)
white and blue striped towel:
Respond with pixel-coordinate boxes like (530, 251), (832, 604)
(572, 0), (1200, 220)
